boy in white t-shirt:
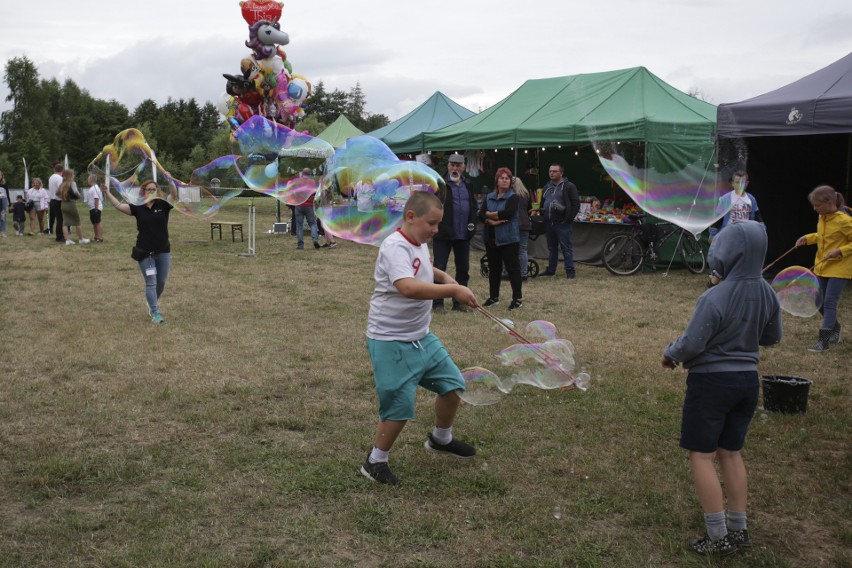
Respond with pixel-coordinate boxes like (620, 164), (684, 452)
(709, 171), (763, 242)
(361, 191), (480, 485)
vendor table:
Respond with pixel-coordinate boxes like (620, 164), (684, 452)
(471, 221), (626, 266)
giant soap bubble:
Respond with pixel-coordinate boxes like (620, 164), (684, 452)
(88, 118), (335, 218)
(315, 136), (446, 246)
(459, 319), (591, 406)
(771, 266), (822, 317)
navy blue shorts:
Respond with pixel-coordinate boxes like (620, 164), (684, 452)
(680, 371), (759, 453)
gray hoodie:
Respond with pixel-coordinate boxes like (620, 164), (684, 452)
(664, 221), (782, 372)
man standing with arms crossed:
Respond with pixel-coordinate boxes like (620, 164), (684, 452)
(432, 154), (478, 312)
(537, 164), (580, 279)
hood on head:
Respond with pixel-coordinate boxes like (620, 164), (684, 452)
(708, 220), (767, 281)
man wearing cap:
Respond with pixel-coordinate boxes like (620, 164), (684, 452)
(537, 163), (581, 279)
(433, 153), (478, 312)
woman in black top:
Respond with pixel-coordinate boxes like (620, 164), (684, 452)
(103, 179), (174, 324)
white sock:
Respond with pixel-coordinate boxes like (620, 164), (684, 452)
(369, 446), (389, 464)
(727, 510), (747, 531)
(432, 426), (452, 445)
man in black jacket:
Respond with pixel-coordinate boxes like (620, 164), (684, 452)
(537, 163), (581, 279)
(433, 153), (478, 311)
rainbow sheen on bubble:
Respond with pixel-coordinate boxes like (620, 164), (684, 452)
(88, 118), (336, 219)
(315, 136), (445, 246)
(462, 319), (590, 406)
(524, 320), (558, 342)
(771, 266), (822, 317)
(188, 116), (333, 210)
(459, 367), (507, 406)
(498, 339), (577, 390)
(87, 128), (209, 215)
(596, 148), (733, 237)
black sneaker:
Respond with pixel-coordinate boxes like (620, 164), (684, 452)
(508, 299), (523, 311)
(540, 271), (556, 276)
(360, 456), (399, 485)
(727, 529), (751, 547)
(483, 297), (499, 307)
(688, 533), (736, 556)
(566, 272), (576, 280)
(313, 241), (321, 249)
(424, 434), (476, 459)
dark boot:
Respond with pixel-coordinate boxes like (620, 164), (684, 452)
(807, 328), (833, 352)
(829, 321), (841, 344)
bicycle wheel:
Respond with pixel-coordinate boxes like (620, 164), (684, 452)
(679, 233), (706, 274)
(527, 259), (539, 278)
(480, 254), (489, 277)
(602, 234), (645, 276)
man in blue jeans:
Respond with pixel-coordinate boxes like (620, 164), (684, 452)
(537, 164), (580, 279)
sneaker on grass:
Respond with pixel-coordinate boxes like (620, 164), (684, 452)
(151, 310), (165, 324)
(360, 455), (399, 485)
(727, 529), (751, 547)
(424, 433), (476, 459)
(688, 533), (736, 556)
(483, 297), (499, 308)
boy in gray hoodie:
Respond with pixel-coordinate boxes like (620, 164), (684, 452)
(662, 220), (782, 555)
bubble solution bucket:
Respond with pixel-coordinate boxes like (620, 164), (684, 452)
(761, 376), (812, 414)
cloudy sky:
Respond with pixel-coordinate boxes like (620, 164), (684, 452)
(1, 0), (850, 122)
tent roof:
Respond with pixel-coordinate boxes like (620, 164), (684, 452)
(422, 67), (716, 151)
(316, 114), (364, 148)
(717, 51), (852, 138)
(366, 91), (475, 153)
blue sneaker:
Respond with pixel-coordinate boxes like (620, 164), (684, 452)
(151, 310), (165, 324)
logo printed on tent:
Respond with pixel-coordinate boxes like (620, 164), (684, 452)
(786, 107), (803, 125)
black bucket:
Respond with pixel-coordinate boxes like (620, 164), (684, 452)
(761, 376), (812, 414)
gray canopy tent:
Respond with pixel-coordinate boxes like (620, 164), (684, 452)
(717, 51), (852, 270)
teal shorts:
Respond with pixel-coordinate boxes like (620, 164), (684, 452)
(366, 332), (466, 421)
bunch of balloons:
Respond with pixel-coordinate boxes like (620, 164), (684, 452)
(218, 0), (312, 131)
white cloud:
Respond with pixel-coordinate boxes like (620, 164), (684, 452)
(1, 0), (849, 121)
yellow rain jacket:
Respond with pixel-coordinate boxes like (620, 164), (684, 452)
(803, 209), (852, 278)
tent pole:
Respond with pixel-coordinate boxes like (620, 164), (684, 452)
(513, 148), (518, 176)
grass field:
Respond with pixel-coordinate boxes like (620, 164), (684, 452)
(0, 198), (849, 567)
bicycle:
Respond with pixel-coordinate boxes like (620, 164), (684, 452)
(601, 213), (706, 276)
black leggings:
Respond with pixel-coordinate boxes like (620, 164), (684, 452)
(485, 241), (522, 301)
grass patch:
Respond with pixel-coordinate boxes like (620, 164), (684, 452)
(0, 197), (849, 567)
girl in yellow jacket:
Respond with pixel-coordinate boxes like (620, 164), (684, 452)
(795, 185), (852, 351)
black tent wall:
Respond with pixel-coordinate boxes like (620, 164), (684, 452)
(720, 133), (852, 273)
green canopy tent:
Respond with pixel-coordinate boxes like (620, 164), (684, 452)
(316, 114), (364, 148)
(366, 91), (476, 154)
(422, 67), (719, 266)
(423, 67), (716, 174)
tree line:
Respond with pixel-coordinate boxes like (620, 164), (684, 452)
(0, 56), (390, 188)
